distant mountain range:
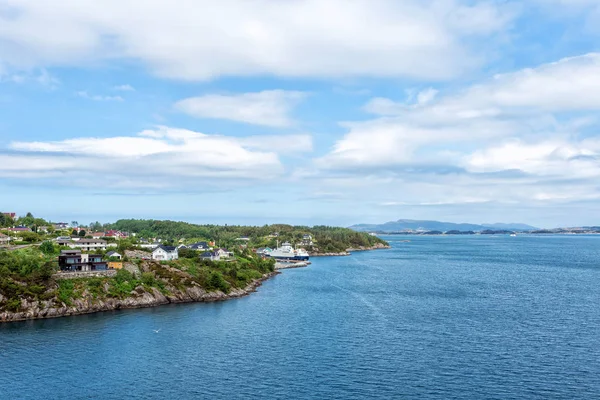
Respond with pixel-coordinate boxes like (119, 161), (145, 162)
(349, 219), (539, 233)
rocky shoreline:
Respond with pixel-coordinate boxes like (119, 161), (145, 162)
(0, 271), (279, 323)
(310, 243), (390, 257)
(1, 245), (390, 323)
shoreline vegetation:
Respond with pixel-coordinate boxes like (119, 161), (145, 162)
(0, 218), (389, 323)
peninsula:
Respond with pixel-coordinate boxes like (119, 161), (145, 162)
(0, 215), (389, 322)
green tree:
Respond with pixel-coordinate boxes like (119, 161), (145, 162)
(208, 271), (230, 293)
(78, 230), (87, 237)
(39, 241), (56, 255)
(19, 232), (41, 243)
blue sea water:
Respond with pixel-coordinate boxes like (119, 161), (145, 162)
(2, 235), (600, 399)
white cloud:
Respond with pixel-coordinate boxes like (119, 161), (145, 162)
(3, 127), (293, 188)
(313, 53), (600, 208)
(329, 53), (600, 170)
(240, 134), (313, 154)
(76, 91), (123, 102)
(1, 68), (59, 87)
(113, 84), (135, 91)
(0, 0), (514, 81)
(174, 90), (306, 127)
(364, 87), (439, 115)
(464, 139), (600, 178)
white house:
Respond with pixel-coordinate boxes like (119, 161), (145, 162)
(216, 248), (233, 258)
(200, 251), (220, 261)
(152, 245), (178, 261)
(68, 239), (107, 251)
(301, 234), (314, 246)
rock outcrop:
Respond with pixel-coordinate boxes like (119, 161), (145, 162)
(310, 243), (390, 256)
(0, 271), (278, 323)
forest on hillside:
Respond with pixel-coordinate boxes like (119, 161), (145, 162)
(109, 219), (388, 253)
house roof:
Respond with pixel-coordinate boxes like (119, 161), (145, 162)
(77, 239), (107, 244)
(200, 251), (218, 257)
(9, 226), (31, 232)
(60, 250), (81, 255)
(0, 233), (8, 238)
(154, 245), (177, 252)
(106, 251), (121, 256)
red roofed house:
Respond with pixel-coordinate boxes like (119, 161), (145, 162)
(105, 230), (128, 239)
(2, 212), (16, 219)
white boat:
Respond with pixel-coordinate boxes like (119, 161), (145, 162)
(510, 233), (517, 237)
(266, 242), (310, 261)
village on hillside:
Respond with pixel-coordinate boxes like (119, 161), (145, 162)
(0, 212), (323, 274)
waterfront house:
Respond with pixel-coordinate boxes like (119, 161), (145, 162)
(68, 239), (107, 251)
(0, 233), (10, 245)
(106, 251), (122, 260)
(152, 245), (178, 261)
(200, 251), (220, 261)
(58, 250), (108, 272)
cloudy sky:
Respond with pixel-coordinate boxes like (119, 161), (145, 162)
(2, 0), (600, 227)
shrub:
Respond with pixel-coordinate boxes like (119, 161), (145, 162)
(86, 278), (104, 297)
(114, 269), (134, 284)
(57, 280), (75, 305)
(39, 241), (56, 255)
(141, 272), (155, 286)
(4, 298), (21, 312)
(207, 271), (230, 293)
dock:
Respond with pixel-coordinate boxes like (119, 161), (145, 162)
(274, 260), (311, 270)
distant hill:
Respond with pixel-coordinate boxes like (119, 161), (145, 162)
(482, 222), (539, 231)
(349, 219), (539, 233)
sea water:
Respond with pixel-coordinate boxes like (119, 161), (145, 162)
(1, 235), (600, 399)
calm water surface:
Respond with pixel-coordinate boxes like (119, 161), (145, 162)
(2, 235), (600, 399)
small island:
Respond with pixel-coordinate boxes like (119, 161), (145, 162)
(0, 215), (389, 322)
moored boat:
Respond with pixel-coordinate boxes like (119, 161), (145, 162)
(266, 242), (310, 261)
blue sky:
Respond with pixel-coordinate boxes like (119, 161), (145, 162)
(2, 0), (600, 228)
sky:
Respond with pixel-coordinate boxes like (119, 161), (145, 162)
(2, 0), (600, 228)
